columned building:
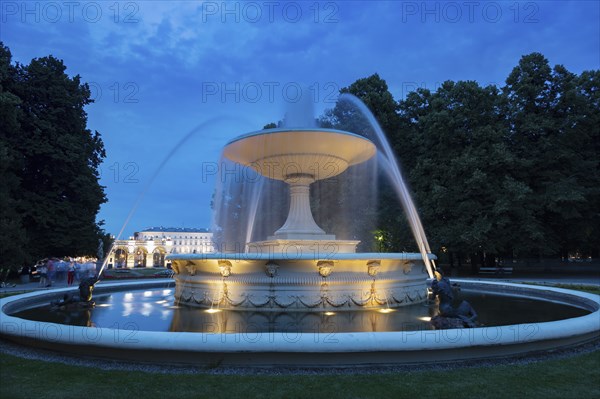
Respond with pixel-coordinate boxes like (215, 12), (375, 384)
(107, 227), (214, 268)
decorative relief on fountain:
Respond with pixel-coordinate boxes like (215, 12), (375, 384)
(218, 260), (232, 277)
(265, 261), (279, 278)
(183, 260), (197, 276)
(317, 260), (334, 277)
(367, 260), (381, 277)
(171, 261), (180, 274)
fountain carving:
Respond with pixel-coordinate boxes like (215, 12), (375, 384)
(169, 127), (434, 311)
(430, 271), (478, 329)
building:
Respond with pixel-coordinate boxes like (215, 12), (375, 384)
(107, 227), (214, 268)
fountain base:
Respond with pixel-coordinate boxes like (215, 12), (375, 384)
(170, 253), (431, 311)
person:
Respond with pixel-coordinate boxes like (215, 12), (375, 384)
(74, 261), (81, 282)
(38, 261), (48, 287)
(67, 261), (75, 286)
(0, 269), (16, 288)
(46, 258), (55, 287)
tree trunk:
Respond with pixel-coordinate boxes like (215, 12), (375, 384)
(470, 253), (479, 275)
(485, 253), (496, 268)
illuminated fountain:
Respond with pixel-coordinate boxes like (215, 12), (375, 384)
(1, 96), (597, 367)
(169, 127), (434, 311)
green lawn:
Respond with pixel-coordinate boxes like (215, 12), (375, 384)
(0, 292), (26, 299)
(0, 350), (598, 399)
(548, 284), (600, 295)
(101, 267), (170, 278)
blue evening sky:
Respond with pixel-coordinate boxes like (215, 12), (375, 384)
(1, 1), (598, 238)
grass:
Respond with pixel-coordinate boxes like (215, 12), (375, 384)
(513, 282), (600, 295)
(0, 350), (598, 399)
(547, 284), (600, 295)
(1, 282), (599, 398)
(101, 267), (170, 279)
(0, 292), (27, 299)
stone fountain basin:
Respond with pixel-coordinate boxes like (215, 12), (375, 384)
(222, 128), (376, 180)
(1, 280), (598, 366)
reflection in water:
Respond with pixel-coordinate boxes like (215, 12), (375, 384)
(169, 304), (434, 333)
(11, 288), (590, 333)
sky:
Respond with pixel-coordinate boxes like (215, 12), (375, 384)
(1, 0), (599, 238)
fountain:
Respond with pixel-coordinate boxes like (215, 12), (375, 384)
(0, 96), (598, 367)
(169, 127), (433, 311)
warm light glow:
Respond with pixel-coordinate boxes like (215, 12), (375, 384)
(418, 316), (431, 322)
(378, 308), (395, 314)
(324, 311), (336, 316)
(205, 309), (222, 314)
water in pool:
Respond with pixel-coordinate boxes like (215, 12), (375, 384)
(10, 287), (590, 335)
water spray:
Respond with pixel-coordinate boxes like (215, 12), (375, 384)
(97, 116), (247, 280)
(339, 94), (436, 278)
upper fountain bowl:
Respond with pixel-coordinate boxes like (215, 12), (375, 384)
(223, 128), (376, 181)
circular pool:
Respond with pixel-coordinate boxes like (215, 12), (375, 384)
(1, 279), (598, 366)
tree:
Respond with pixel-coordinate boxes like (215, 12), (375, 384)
(502, 53), (600, 258)
(574, 70), (600, 257)
(320, 73), (400, 138)
(0, 44), (28, 271)
(399, 81), (535, 269)
(0, 42), (107, 266)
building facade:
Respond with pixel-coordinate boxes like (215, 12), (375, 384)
(107, 227), (214, 268)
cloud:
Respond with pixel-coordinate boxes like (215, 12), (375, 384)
(2, 0), (598, 236)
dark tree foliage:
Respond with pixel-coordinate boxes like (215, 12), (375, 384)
(0, 42), (108, 270)
(0, 45), (28, 270)
(321, 55), (599, 267)
(263, 122), (278, 129)
(502, 53), (600, 259)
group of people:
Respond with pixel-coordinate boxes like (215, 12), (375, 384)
(34, 258), (97, 287)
